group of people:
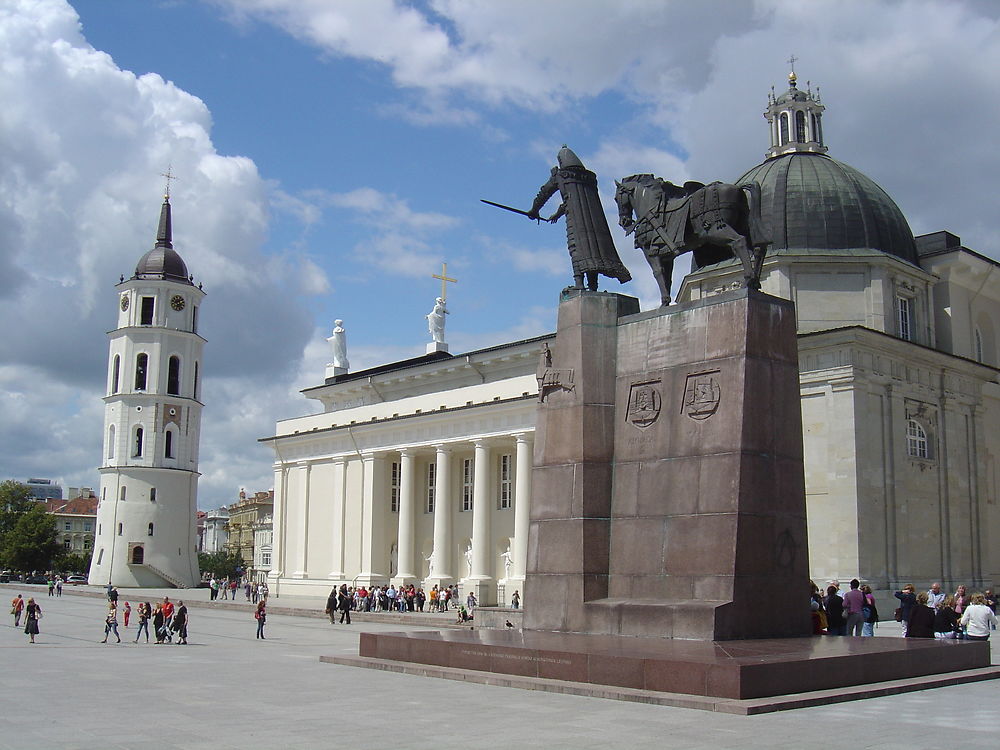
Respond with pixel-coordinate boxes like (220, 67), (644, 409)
(10, 594), (41, 643)
(322, 583), (485, 625)
(894, 583), (998, 640)
(102, 588), (188, 644)
(810, 578), (998, 640)
(812, 579), (880, 636)
(207, 576), (269, 604)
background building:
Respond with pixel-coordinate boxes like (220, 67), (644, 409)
(225, 490), (273, 575)
(251, 514), (273, 583)
(201, 506), (230, 554)
(42, 491), (98, 556)
(25, 478), (63, 500)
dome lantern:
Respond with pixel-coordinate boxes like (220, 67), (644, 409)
(764, 59), (827, 159)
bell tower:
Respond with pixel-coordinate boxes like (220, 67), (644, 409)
(88, 192), (205, 588)
(764, 58), (827, 159)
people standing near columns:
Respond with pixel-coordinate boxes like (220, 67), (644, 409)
(23, 598), (40, 643)
(255, 601), (266, 639)
(960, 593), (998, 641)
(842, 579), (865, 636)
(511, 590), (520, 609)
(337, 584), (352, 624)
(860, 585), (878, 637)
(927, 582), (945, 610)
(894, 584), (916, 637)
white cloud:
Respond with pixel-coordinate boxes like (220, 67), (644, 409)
(0, 0), (316, 504)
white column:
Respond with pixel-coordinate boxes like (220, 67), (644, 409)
(471, 439), (492, 580)
(512, 433), (533, 582)
(356, 452), (387, 586)
(329, 457), (346, 579)
(429, 445), (452, 582)
(268, 463), (286, 585)
(292, 460), (310, 578)
(395, 448), (417, 582)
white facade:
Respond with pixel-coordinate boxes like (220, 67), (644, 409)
(262, 338), (541, 603)
(252, 514), (273, 583)
(89, 198), (205, 588)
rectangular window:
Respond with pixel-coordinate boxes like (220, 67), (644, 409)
(64, 539), (71, 550)
(390, 461), (400, 513)
(192, 306), (198, 334)
(64, 521), (71, 531)
(897, 296), (912, 341)
(84, 539), (92, 550)
(150, 487), (156, 503)
(426, 463), (436, 513)
(261, 551), (271, 566)
(499, 454), (513, 509)
(140, 296), (155, 325)
(462, 458), (473, 512)
(84, 521), (93, 532)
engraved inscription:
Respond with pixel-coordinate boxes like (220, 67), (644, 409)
(682, 370), (721, 420)
(626, 380), (661, 429)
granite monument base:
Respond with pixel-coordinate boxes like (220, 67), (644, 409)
(358, 629), (994, 701)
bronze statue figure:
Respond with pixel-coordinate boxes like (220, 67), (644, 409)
(615, 174), (769, 306)
(526, 146), (631, 291)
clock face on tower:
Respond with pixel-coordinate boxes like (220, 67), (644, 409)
(120, 295), (129, 311)
(171, 295), (186, 311)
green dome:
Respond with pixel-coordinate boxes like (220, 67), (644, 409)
(726, 152), (919, 267)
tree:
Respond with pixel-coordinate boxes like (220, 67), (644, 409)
(1, 502), (59, 572)
(54, 551), (92, 575)
(198, 550), (245, 580)
(0, 480), (34, 538)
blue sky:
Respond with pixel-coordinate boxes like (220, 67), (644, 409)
(2, 0), (1000, 508)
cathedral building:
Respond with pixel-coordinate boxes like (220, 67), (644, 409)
(263, 73), (998, 603)
(89, 195), (205, 588)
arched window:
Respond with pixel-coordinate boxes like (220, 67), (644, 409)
(135, 353), (148, 390)
(813, 113), (823, 145)
(150, 487), (157, 502)
(779, 112), (789, 145)
(133, 426), (144, 457)
(167, 355), (180, 395)
(107, 425), (116, 459)
(147, 523), (154, 537)
(795, 111), (806, 143)
(131, 545), (144, 564)
(906, 419), (929, 459)
(975, 328), (984, 363)
(193, 361), (199, 400)
(117, 522), (123, 536)
(120, 486), (126, 502)
(111, 355), (120, 393)
(164, 429), (174, 459)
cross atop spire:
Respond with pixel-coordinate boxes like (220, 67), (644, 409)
(160, 165), (178, 200)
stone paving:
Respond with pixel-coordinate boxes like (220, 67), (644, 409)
(1, 583), (998, 749)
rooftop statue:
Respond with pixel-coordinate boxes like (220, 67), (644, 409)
(483, 146), (631, 292)
(327, 319), (349, 370)
(615, 175), (770, 306)
(426, 296), (448, 344)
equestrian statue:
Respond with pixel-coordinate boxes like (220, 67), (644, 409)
(614, 174), (770, 306)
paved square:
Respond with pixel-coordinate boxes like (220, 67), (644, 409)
(2, 585), (998, 749)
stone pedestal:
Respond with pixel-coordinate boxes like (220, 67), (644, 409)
(525, 288), (809, 640)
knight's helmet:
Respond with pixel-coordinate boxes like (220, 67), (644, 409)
(557, 145), (585, 169)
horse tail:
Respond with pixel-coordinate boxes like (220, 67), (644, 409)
(740, 181), (770, 250)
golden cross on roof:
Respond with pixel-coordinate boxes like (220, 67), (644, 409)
(787, 54), (798, 74)
(160, 165), (178, 198)
(432, 261), (457, 301)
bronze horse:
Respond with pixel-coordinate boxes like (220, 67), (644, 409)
(614, 174), (770, 306)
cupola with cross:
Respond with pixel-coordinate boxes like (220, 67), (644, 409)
(764, 56), (827, 159)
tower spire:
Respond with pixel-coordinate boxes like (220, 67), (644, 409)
(155, 195), (172, 249)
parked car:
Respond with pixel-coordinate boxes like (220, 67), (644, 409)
(64, 575), (88, 585)
(25, 575), (49, 585)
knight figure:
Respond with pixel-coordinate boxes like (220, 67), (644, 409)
(527, 146), (631, 291)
